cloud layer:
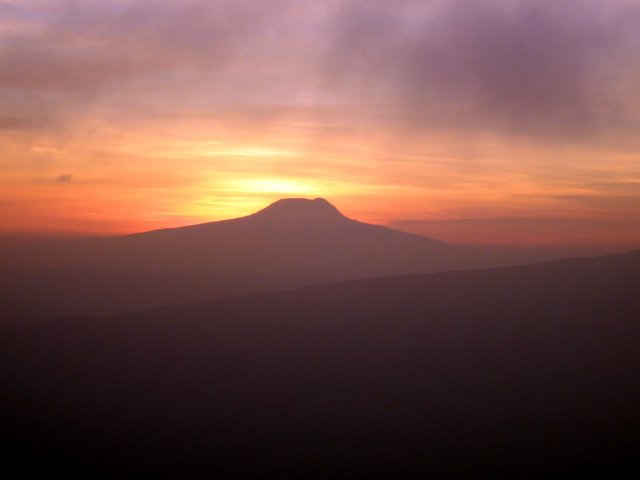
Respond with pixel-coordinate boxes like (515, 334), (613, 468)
(3, 0), (639, 139)
(327, 0), (640, 140)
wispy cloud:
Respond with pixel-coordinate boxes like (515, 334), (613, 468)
(3, 0), (639, 141)
(325, 0), (640, 141)
(56, 173), (72, 183)
(0, 0), (295, 130)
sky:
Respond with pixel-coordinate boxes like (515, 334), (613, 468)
(1, 0), (639, 248)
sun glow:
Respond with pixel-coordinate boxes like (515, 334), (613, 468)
(230, 178), (316, 195)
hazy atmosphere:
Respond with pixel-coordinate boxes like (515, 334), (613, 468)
(2, 0), (639, 248)
(3, 2), (640, 476)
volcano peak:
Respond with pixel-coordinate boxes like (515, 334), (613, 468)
(251, 198), (346, 221)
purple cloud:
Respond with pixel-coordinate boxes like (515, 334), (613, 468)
(326, 0), (640, 140)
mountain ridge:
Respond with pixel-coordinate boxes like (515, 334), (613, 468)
(50, 247), (640, 326)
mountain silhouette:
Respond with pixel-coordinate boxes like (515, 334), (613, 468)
(2, 249), (638, 476)
(0, 198), (488, 324)
(4, 197), (472, 277)
(0, 198), (476, 324)
(95, 197), (476, 276)
(6, 198), (596, 278)
(0, 198), (619, 324)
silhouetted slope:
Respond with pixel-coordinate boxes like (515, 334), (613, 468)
(2, 250), (639, 476)
(3, 198), (622, 324)
(2, 198), (476, 277)
(0, 198), (488, 323)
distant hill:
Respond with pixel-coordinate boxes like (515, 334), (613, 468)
(2, 249), (638, 475)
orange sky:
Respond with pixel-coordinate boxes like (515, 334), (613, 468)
(1, 0), (639, 249)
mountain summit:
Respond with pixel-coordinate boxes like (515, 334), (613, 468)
(251, 198), (346, 222)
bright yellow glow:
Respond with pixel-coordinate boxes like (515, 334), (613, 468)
(229, 178), (315, 195)
(211, 147), (298, 158)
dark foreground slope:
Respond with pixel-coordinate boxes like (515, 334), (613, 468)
(0, 266), (307, 325)
(2, 250), (639, 476)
